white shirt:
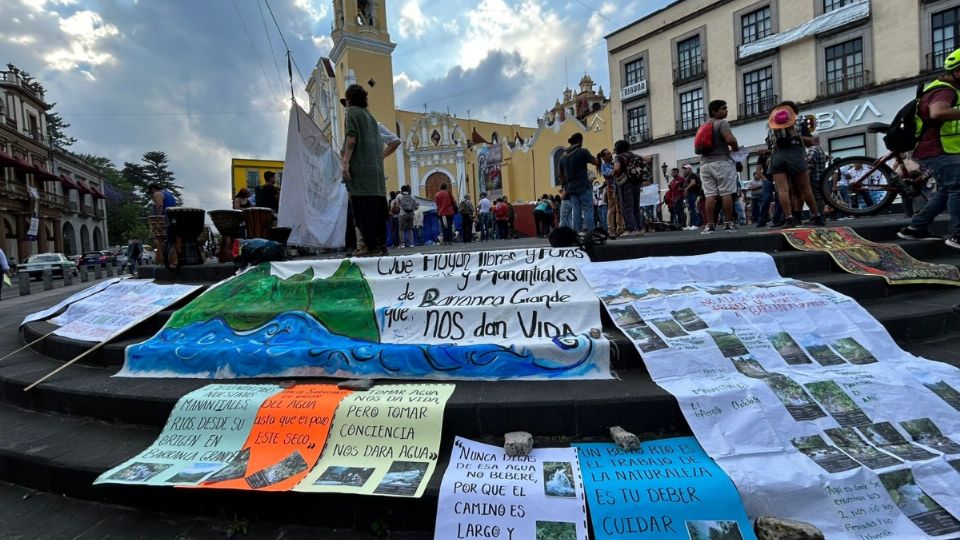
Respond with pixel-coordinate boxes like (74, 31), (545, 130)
(478, 197), (492, 214)
(378, 123), (400, 145)
(839, 165), (884, 187)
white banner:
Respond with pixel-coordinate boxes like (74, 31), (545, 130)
(20, 278), (122, 326)
(435, 437), (589, 540)
(278, 102), (348, 248)
(640, 184), (659, 207)
(582, 252), (960, 539)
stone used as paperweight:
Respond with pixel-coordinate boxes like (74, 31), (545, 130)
(609, 426), (640, 451)
(503, 431), (534, 457)
(337, 378), (375, 391)
(755, 517), (825, 540)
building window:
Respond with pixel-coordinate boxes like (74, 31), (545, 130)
(678, 88), (704, 133)
(741, 66), (775, 118)
(741, 6), (771, 45)
(823, 0), (852, 12)
(246, 170), (259, 189)
(828, 134), (866, 160)
(625, 58), (645, 87)
(676, 36), (703, 81)
(627, 105), (649, 141)
(823, 38), (867, 96)
(932, 7), (959, 71)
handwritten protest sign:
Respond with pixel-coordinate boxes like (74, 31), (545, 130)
(640, 184), (659, 208)
(295, 384), (454, 497)
(203, 385), (351, 491)
(574, 438), (755, 540)
(435, 437), (588, 540)
(123, 249), (609, 380)
(20, 278), (121, 326)
(95, 384), (281, 486)
(582, 252), (960, 539)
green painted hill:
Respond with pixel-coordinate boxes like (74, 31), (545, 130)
(165, 261), (379, 342)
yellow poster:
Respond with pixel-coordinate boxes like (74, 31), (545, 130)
(294, 384), (455, 497)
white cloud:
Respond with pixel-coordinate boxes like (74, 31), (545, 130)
(393, 72), (422, 104)
(17, 0), (78, 11)
(293, 0), (327, 23)
(2, 34), (37, 45)
(43, 10), (119, 71)
(312, 34), (333, 54)
(458, 0), (567, 70)
(397, 0), (434, 39)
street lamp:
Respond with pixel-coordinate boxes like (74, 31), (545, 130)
(660, 162), (668, 181)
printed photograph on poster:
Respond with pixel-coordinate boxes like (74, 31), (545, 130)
(831, 337), (878, 365)
(671, 308), (708, 331)
(900, 418), (960, 454)
(767, 332), (812, 365)
(600, 288), (644, 305)
(686, 520), (745, 540)
(924, 381), (960, 412)
(763, 375), (827, 421)
(879, 469), (960, 536)
(799, 335), (846, 367)
(166, 463), (223, 484)
(653, 318), (688, 338)
(373, 461), (429, 496)
(805, 380), (872, 427)
(543, 462), (576, 498)
(312, 466), (376, 487)
(790, 435), (861, 473)
(609, 305), (643, 327)
(245, 450), (309, 489)
(708, 330), (748, 357)
(205, 448), (251, 483)
(625, 324), (669, 353)
(730, 356), (771, 379)
(824, 427), (903, 470)
(856, 423), (938, 462)
(536, 521), (577, 540)
(106, 462), (173, 482)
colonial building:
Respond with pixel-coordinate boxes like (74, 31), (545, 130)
(304, 0), (619, 207)
(0, 65), (108, 262)
(606, 0), (954, 187)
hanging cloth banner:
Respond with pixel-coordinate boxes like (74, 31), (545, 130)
(277, 102), (348, 248)
(781, 226), (960, 285)
(581, 252), (960, 539)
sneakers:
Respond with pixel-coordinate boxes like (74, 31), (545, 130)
(685, 226), (698, 231)
(946, 235), (960, 249)
(701, 224), (716, 235)
(724, 222), (736, 233)
(897, 226), (941, 241)
(780, 217), (798, 229)
(805, 215), (826, 227)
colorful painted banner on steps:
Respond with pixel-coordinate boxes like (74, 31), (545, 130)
(435, 437), (589, 540)
(295, 384), (454, 497)
(781, 226), (960, 285)
(574, 438), (755, 540)
(581, 252), (960, 539)
(95, 383), (452, 497)
(120, 249), (610, 380)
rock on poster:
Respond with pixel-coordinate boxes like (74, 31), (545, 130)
(435, 437), (589, 540)
(121, 248), (610, 381)
(582, 252), (960, 539)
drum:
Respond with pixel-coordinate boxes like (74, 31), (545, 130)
(243, 207), (275, 239)
(269, 226), (291, 244)
(167, 207), (206, 266)
(147, 216), (167, 266)
(209, 209), (244, 263)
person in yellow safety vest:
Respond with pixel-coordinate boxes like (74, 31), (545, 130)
(898, 48), (960, 249)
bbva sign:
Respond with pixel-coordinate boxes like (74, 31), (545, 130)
(815, 99), (882, 132)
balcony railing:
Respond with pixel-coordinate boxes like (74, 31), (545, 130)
(625, 129), (651, 145)
(67, 200), (79, 213)
(82, 205), (93, 217)
(675, 118), (701, 136)
(673, 60), (705, 84)
(820, 70), (872, 97)
(738, 94), (779, 119)
(620, 80), (648, 101)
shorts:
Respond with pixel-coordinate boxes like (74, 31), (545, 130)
(699, 160), (738, 196)
(769, 147), (809, 177)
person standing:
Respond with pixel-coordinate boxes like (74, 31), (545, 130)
(413, 204), (425, 246)
(681, 165), (702, 230)
(388, 190), (401, 248)
(558, 133), (598, 231)
(898, 48), (960, 248)
(666, 167), (686, 228)
(613, 139), (642, 235)
(396, 185), (418, 248)
(340, 84), (388, 256)
(126, 239), (142, 275)
(256, 171), (280, 212)
(806, 135), (828, 217)
(232, 188), (252, 209)
(766, 101), (825, 228)
(493, 197), (509, 239)
(597, 149), (624, 238)
(0, 247), (10, 301)
(533, 194), (551, 237)
(459, 193), (475, 243)
(592, 176), (608, 232)
(435, 183), (455, 244)
(504, 196), (516, 239)
(696, 100), (740, 234)
(477, 192), (492, 241)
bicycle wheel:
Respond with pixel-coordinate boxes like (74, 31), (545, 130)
(821, 156), (898, 216)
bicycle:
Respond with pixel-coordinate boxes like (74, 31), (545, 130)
(820, 123), (935, 216)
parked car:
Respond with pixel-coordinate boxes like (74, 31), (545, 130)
(141, 246), (156, 265)
(79, 251), (111, 267)
(17, 253), (78, 280)
(115, 252), (129, 271)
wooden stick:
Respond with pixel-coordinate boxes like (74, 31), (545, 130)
(24, 338), (112, 392)
(0, 331), (56, 364)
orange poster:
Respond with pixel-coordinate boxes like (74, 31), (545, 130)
(200, 384), (351, 491)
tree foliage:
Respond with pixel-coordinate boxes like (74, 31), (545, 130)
(81, 153), (150, 246)
(46, 109), (77, 148)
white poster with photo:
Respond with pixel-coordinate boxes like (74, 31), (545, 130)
(581, 252), (960, 539)
(278, 102), (347, 248)
(435, 437), (589, 540)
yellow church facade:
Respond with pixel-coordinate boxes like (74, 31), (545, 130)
(309, 0), (618, 206)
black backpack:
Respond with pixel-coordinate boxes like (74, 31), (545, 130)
(883, 82), (957, 152)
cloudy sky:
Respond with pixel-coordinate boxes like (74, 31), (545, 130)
(1, 0), (670, 209)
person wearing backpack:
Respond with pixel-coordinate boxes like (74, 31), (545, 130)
(558, 133), (599, 232)
(694, 100), (740, 234)
(766, 101), (825, 228)
(613, 139), (644, 235)
(898, 48), (960, 249)
(458, 193), (475, 243)
(396, 185), (418, 248)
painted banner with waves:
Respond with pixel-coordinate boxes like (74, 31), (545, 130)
(120, 248), (610, 380)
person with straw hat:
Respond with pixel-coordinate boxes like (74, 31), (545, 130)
(766, 101), (825, 228)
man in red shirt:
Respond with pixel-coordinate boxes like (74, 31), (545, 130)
(898, 48), (960, 249)
(665, 167), (686, 227)
(493, 198), (509, 240)
(434, 183), (456, 244)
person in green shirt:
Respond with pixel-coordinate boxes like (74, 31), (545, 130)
(340, 84), (388, 256)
